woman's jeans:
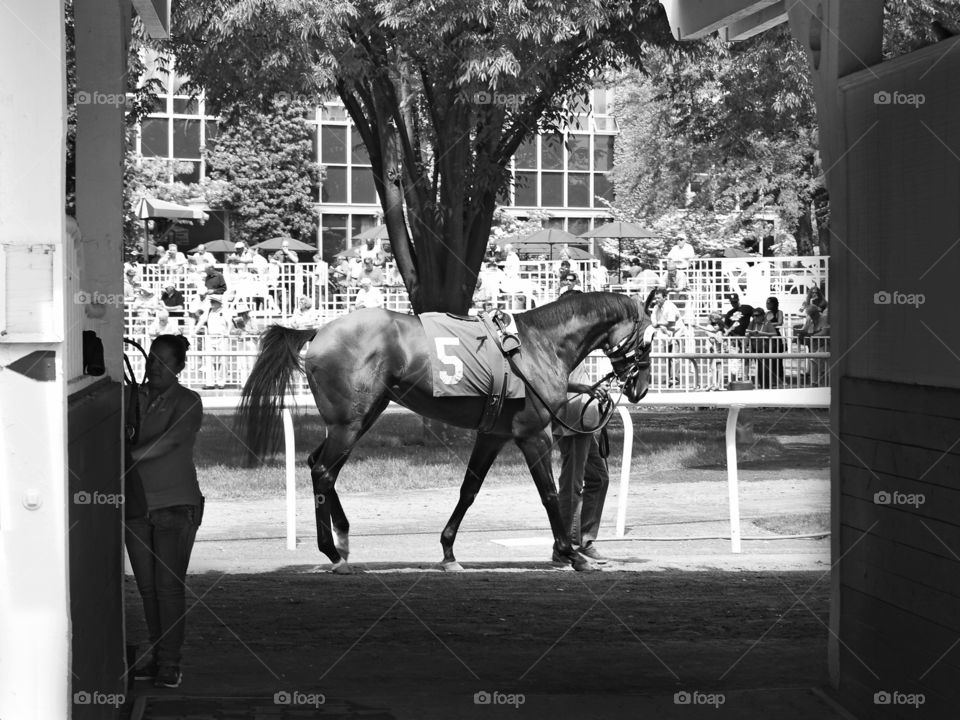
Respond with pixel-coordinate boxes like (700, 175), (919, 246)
(125, 503), (202, 669)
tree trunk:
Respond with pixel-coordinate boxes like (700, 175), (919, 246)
(795, 202), (814, 255)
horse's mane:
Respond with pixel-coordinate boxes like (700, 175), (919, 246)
(516, 291), (641, 331)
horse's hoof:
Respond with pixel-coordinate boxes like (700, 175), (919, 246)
(440, 561), (464, 572)
(331, 559), (353, 575)
(572, 556), (596, 572)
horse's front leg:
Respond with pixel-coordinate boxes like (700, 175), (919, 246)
(516, 429), (593, 572)
(439, 433), (508, 571)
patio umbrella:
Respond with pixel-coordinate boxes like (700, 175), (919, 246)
(578, 221), (658, 279)
(352, 225), (390, 241)
(334, 246), (362, 259)
(252, 237), (317, 252)
(723, 247), (753, 258)
(136, 196), (209, 262)
(509, 228), (587, 260)
(189, 239), (235, 253)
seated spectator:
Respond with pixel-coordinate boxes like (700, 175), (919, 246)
(230, 303), (259, 335)
(800, 283), (829, 315)
(694, 311), (726, 390)
(477, 261), (505, 303)
(590, 262), (609, 289)
(722, 293), (754, 337)
(556, 260), (580, 288)
(484, 239), (503, 264)
(132, 287), (161, 316)
(148, 309), (181, 338)
(557, 271), (581, 296)
(279, 240), (299, 263)
(240, 245), (259, 265)
(202, 265), (227, 298)
(357, 256), (385, 286)
(225, 242), (246, 264)
(156, 243), (188, 269)
(124, 265), (140, 299)
(665, 232), (696, 270)
(659, 260), (689, 297)
(502, 244), (521, 279)
(160, 282), (185, 317)
(330, 260), (350, 294)
(192, 244), (217, 268)
(793, 306), (830, 346)
(353, 277), (385, 310)
(360, 238), (385, 267)
(290, 296), (321, 328)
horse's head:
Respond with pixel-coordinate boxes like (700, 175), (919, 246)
(604, 311), (653, 403)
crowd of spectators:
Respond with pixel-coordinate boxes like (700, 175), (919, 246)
(125, 232), (830, 391)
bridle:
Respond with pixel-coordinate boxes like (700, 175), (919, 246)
(514, 317), (652, 436)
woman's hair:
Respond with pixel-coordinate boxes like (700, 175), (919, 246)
(766, 296), (780, 311)
(152, 334), (190, 366)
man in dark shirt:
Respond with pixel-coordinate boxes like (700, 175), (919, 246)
(722, 293), (754, 337)
(160, 283), (185, 318)
(203, 266), (227, 296)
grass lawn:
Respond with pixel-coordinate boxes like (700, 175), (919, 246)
(197, 407), (829, 499)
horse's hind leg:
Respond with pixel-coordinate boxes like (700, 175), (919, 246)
(307, 447), (349, 561)
(439, 433), (507, 571)
(309, 398), (388, 572)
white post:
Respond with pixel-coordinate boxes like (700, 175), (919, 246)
(283, 408), (297, 550)
(615, 406), (633, 538)
(0, 3), (70, 717)
(725, 405), (743, 553)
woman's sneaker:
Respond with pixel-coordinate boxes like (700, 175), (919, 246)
(154, 666), (182, 688)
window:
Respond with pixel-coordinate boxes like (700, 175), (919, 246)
(542, 134), (564, 170)
(140, 118), (168, 157)
(321, 126), (348, 164)
(567, 135), (590, 171)
(567, 173), (590, 208)
(594, 173), (614, 204)
(322, 167), (348, 204)
(594, 136), (614, 171)
(173, 119), (201, 158)
(514, 172), (538, 206)
(515, 138), (537, 169)
(351, 168), (377, 204)
(541, 173), (564, 207)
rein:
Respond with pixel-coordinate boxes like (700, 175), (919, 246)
(502, 319), (646, 436)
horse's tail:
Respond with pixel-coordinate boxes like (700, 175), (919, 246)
(235, 324), (318, 466)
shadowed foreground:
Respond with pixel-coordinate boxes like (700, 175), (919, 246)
(123, 570), (844, 720)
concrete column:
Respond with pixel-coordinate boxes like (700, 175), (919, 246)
(75, 0), (131, 382)
(0, 2), (71, 719)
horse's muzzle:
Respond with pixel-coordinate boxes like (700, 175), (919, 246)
(624, 364), (651, 403)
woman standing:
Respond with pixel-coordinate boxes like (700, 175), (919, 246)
(125, 334), (204, 688)
(746, 297), (785, 388)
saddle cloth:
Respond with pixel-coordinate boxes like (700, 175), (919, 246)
(419, 313), (525, 399)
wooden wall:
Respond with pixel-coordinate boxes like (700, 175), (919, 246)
(68, 380), (125, 720)
(834, 36), (960, 718)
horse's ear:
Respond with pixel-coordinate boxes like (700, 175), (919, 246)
(642, 288), (658, 314)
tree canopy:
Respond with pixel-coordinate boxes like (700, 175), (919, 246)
(165, 0), (673, 312)
(204, 99), (322, 244)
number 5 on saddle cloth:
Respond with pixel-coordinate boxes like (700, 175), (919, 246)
(419, 312), (525, 432)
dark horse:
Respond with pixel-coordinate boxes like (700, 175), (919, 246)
(235, 291), (653, 572)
